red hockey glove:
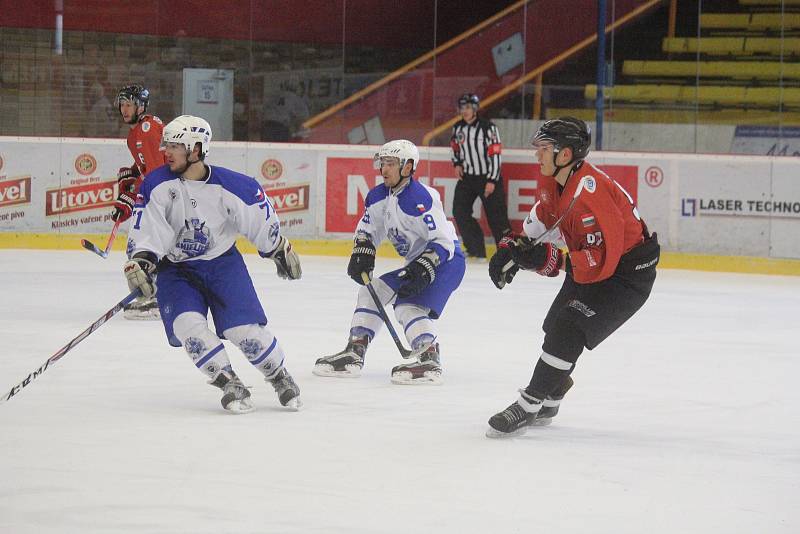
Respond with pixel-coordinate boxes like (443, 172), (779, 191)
(112, 168), (140, 222)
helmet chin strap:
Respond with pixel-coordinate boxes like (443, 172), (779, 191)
(176, 151), (203, 175)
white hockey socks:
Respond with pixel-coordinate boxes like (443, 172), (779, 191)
(349, 278), (395, 339)
(395, 303), (435, 349)
(173, 312), (234, 381)
(224, 324), (286, 379)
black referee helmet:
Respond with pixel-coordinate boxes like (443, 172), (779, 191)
(457, 93), (480, 110)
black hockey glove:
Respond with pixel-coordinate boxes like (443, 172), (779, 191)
(347, 238), (376, 285)
(123, 251), (158, 298)
(489, 234), (519, 290)
(511, 239), (563, 277)
(261, 236), (302, 280)
(397, 249), (440, 298)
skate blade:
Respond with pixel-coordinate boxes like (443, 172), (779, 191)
(312, 364), (362, 378)
(485, 426), (528, 439)
(224, 400), (255, 414)
(390, 371), (443, 386)
(284, 397), (303, 411)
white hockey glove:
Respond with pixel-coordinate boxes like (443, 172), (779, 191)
(123, 252), (158, 298)
(261, 236), (302, 280)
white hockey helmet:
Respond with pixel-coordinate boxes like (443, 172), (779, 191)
(162, 115), (213, 159)
(374, 139), (419, 173)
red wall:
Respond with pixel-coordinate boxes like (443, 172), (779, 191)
(0, 0), (516, 47)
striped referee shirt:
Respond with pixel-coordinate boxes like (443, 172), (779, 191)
(450, 117), (502, 181)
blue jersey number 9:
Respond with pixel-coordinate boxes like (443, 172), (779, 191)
(423, 213), (436, 230)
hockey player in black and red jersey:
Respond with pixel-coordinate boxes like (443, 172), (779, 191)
(113, 84), (167, 320)
(486, 117), (660, 437)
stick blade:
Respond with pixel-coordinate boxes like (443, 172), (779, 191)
(81, 239), (108, 258)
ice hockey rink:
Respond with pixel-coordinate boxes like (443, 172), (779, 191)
(0, 249), (797, 533)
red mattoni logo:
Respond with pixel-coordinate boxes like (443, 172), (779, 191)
(74, 153), (97, 176)
(265, 184), (310, 213)
(261, 159), (283, 181)
(45, 180), (117, 216)
(0, 176), (31, 207)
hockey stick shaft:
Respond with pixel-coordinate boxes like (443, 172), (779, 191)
(499, 176), (589, 278)
(0, 289), (141, 405)
(81, 219), (123, 259)
(360, 272), (435, 359)
(532, 175), (588, 245)
(360, 272), (412, 357)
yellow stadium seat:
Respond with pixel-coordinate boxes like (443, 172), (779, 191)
(623, 60), (800, 79)
(700, 14), (800, 30)
(546, 107), (800, 125)
(662, 37), (800, 55)
(585, 84), (800, 106)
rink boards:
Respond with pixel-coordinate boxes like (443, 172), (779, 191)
(0, 137), (798, 274)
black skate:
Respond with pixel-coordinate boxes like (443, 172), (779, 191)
(313, 335), (368, 378)
(210, 373), (254, 414)
(486, 390), (543, 438)
(123, 295), (161, 321)
(267, 367), (302, 410)
(391, 343), (442, 385)
(534, 376), (574, 426)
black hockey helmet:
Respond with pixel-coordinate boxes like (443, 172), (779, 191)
(457, 93), (480, 110)
(531, 117), (591, 161)
(115, 84), (150, 113)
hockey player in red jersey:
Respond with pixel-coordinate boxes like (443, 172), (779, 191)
(486, 117), (660, 437)
(113, 84), (167, 320)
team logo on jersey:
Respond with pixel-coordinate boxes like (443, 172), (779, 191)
(269, 221), (280, 243)
(261, 159), (283, 181)
(388, 227), (410, 257)
(142, 121), (151, 133)
(174, 218), (213, 259)
(126, 238), (136, 258)
(581, 176), (596, 193)
(581, 214), (596, 227)
(74, 153), (97, 176)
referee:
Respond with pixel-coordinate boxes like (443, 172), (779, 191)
(450, 93), (511, 259)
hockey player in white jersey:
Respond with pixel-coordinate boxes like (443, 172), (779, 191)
(123, 115), (303, 413)
(314, 140), (466, 384)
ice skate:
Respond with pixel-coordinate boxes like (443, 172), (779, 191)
(485, 390), (543, 438)
(390, 343), (443, 385)
(210, 372), (254, 414)
(267, 367), (302, 410)
(123, 295), (161, 321)
(533, 376), (574, 426)
(313, 335), (368, 378)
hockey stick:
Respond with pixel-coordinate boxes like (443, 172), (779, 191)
(81, 218), (122, 259)
(360, 272), (433, 360)
(0, 289), (141, 405)
(499, 175), (589, 277)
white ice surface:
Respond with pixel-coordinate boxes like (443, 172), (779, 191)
(0, 250), (798, 534)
